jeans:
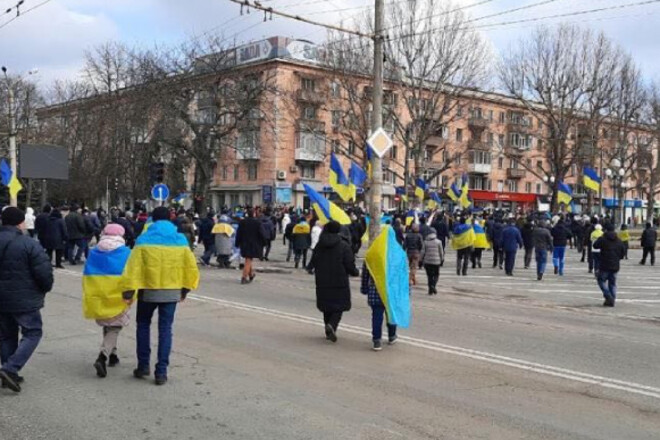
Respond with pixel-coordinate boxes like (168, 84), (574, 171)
(323, 311), (343, 331)
(504, 250), (517, 275)
(597, 270), (618, 303)
(286, 241), (293, 261)
(294, 249), (308, 268)
(535, 249), (548, 275)
(524, 247), (533, 268)
(136, 301), (177, 377)
(46, 248), (64, 267)
(592, 253), (601, 275)
(201, 243), (216, 265)
(0, 310), (43, 374)
(456, 248), (471, 275)
(552, 246), (566, 275)
(424, 264), (440, 292)
(492, 246), (504, 268)
(263, 241), (272, 259)
(470, 249), (483, 268)
(67, 238), (85, 263)
(641, 247), (655, 265)
(371, 304), (396, 342)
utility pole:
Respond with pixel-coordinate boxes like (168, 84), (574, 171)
(368, 0), (384, 241)
(7, 85), (18, 207)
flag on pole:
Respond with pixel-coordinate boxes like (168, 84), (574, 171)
(395, 186), (408, 203)
(366, 145), (374, 180)
(405, 209), (417, 227)
(448, 182), (461, 203)
(427, 192), (441, 210)
(459, 173), (471, 209)
(303, 184), (351, 225)
(583, 167), (601, 192)
(329, 152), (352, 202)
(0, 158), (23, 200)
(348, 161), (367, 201)
(414, 178), (427, 201)
(557, 182), (573, 206)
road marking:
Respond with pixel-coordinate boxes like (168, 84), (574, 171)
(189, 294), (660, 401)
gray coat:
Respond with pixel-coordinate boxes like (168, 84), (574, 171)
(532, 226), (553, 252)
(214, 226), (234, 256)
(421, 233), (445, 266)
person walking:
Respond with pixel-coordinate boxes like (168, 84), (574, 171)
(43, 209), (68, 269)
(65, 204), (87, 265)
(471, 220), (489, 269)
(235, 208), (268, 284)
(308, 221), (359, 342)
(452, 217), (474, 276)
(82, 224), (132, 378)
(24, 207), (36, 238)
(178, 216), (196, 250)
(284, 214), (296, 262)
(421, 228), (444, 295)
(114, 211), (136, 249)
(306, 219), (323, 274)
(532, 219), (553, 281)
(593, 223), (625, 307)
(502, 218), (523, 276)
(488, 218), (504, 269)
(590, 224), (604, 276)
(360, 262), (397, 351)
(260, 211), (276, 261)
(640, 222), (657, 265)
(120, 206), (200, 386)
(521, 220), (535, 269)
(618, 224), (630, 260)
(0, 207), (54, 393)
(198, 212), (216, 266)
(403, 224), (423, 285)
(431, 214), (450, 255)
(551, 217), (571, 276)
(292, 217), (312, 269)
(34, 204), (51, 248)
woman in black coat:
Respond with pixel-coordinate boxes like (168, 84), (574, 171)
(235, 208), (268, 284)
(309, 221), (359, 342)
(43, 209), (68, 268)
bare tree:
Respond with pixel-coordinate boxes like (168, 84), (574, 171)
(637, 83), (660, 221)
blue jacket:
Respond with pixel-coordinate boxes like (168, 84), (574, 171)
(488, 222), (504, 247)
(502, 225), (523, 252)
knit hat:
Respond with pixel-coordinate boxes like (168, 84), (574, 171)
(103, 223), (125, 237)
(595, 224), (603, 231)
(604, 223), (615, 232)
(324, 221), (341, 234)
(1, 207), (25, 226)
(152, 206), (170, 221)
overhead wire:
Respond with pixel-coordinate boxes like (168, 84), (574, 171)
(0, 0), (51, 31)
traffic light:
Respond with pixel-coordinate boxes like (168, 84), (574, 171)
(149, 162), (166, 184)
(113, 178), (119, 191)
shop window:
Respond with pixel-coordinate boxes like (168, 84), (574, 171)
(247, 163), (258, 181)
(233, 165), (239, 180)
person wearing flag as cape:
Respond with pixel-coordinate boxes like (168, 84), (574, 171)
(121, 207), (200, 385)
(452, 216), (475, 276)
(82, 224), (132, 378)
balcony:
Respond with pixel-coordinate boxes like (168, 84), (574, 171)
(426, 161), (447, 170)
(504, 146), (526, 156)
(507, 121), (533, 133)
(296, 132), (325, 163)
(507, 168), (526, 179)
(296, 88), (326, 105)
(295, 148), (324, 162)
(296, 119), (326, 133)
(236, 118), (261, 131)
(236, 147), (260, 160)
(467, 140), (490, 151)
(468, 163), (492, 174)
(468, 116), (490, 130)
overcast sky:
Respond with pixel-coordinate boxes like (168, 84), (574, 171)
(1, 0), (659, 88)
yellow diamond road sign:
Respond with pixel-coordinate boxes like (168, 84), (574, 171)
(367, 127), (393, 158)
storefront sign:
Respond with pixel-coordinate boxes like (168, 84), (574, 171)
(276, 187), (292, 204)
(236, 40), (273, 65)
(262, 185), (273, 204)
(470, 190), (537, 203)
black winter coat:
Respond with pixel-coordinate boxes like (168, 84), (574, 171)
(261, 217), (276, 241)
(593, 232), (625, 272)
(641, 228), (657, 248)
(35, 212), (50, 247)
(310, 232), (359, 313)
(0, 226), (54, 313)
(521, 224), (535, 249)
(198, 217), (215, 246)
(114, 217), (135, 244)
(43, 211), (68, 250)
(551, 222), (572, 247)
(235, 217), (267, 258)
(432, 220), (450, 241)
(65, 212), (87, 240)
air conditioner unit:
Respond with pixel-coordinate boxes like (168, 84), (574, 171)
(289, 165), (298, 173)
(277, 170), (287, 180)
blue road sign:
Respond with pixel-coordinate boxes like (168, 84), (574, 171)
(151, 184), (170, 201)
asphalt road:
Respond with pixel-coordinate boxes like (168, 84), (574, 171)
(2, 241), (660, 440)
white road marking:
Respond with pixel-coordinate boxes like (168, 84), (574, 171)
(189, 294), (660, 401)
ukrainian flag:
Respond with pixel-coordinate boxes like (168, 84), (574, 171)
(473, 223), (491, 249)
(415, 178), (428, 201)
(583, 167), (601, 192)
(405, 209), (417, 227)
(120, 220), (200, 293)
(82, 246), (132, 320)
(212, 222), (234, 236)
(451, 223), (475, 250)
(366, 145), (373, 179)
(459, 174), (471, 209)
(0, 158), (23, 200)
(557, 182), (573, 206)
(427, 192), (441, 210)
(395, 186), (408, 203)
(448, 182), (461, 203)
(348, 161), (367, 202)
(365, 226), (410, 328)
(329, 152), (352, 202)
(303, 183), (351, 225)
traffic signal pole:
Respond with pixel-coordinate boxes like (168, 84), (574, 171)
(368, 0), (384, 242)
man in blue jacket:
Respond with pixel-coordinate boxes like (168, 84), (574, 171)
(502, 217), (523, 276)
(0, 207), (54, 393)
(488, 217), (505, 269)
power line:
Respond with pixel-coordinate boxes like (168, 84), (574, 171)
(0, 0), (52, 31)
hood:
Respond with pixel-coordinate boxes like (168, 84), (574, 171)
(26, 207), (34, 215)
(317, 232), (341, 249)
(50, 210), (63, 219)
(604, 231), (618, 241)
(425, 233), (437, 241)
(339, 226), (352, 244)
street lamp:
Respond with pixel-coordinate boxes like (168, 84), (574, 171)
(543, 175), (555, 211)
(604, 162), (626, 225)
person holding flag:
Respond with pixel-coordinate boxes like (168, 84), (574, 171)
(451, 217), (475, 276)
(415, 178), (428, 201)
(348, 161), (367, 202)
(329, 152), (352, 202)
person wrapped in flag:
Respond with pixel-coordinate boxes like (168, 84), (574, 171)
(452, 217), (475, 276)
(82, 224), (132, 378)
(470, 219), (490, 269)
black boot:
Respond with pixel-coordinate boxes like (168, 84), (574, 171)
(108, 353), (120, 367)
(94, 353), (107, 378)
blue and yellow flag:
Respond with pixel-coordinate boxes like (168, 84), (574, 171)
(415, 178), (427, 201)
(451, 223), (475, 250)
(427, 192), (441, 210)
(395, 186), (408, 203)
(365, 226), (410, 328)
(349, 161), (367, 202)
(473, 223), (490, 250)
(329, 152), (352, 202)
(448, 182), (461, 203)
(303, 183), (351, 225)
(459, 173), (471, 209)
(0, 158), (23, 200)
(120, 220), (200, 293)
(583, 167), (601, 192)
(82, 246), (132, 320)
(557, 182), (573, 206)
(212, 222), (234, 236)
(405, 209), (417, 227)
(366, 145), (373, 179)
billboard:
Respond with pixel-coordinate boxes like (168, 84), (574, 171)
(18, 144), (69, 180)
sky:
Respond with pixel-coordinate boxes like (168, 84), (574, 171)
(0, 0), (659, 89)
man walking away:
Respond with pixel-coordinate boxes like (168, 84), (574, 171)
(198, 211), (216, 267)
(404, 224), (423, 285)
(521, 220), (535, 269)
(640, 222), (657, 265)
(34, 204), (51, 248)
(44, 209), (68, 269)
(551, 216), (571, 276)
(488, 218), (504, 269)
(502, 218), (523, 276)
(360, 262), (397, 351)
(235, 208), (268, 284)
(590, 224), (604, 276)
(532, 219), (553, 281)
(421, 228), (444, 295)
(260, 212), (276, 261)
(593, 223), (625, 307)
(0, 207), (54, 393)
(121, 207), (199, 386)
(292, 218), (312, 269)
(452, 217), (474, 276)
(65, 203), (87, 265)
(618, 224), (630, 260)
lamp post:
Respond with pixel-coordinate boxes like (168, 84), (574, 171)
(543, 175), (555, 212)
(604, 159), (625, 225)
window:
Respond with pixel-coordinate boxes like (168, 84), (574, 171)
(498, 134), (505, 147)
(469, 150), (491, 164)
(348, 141), (356, 155)
(537, 139), (543, 151)
(536, 183), (542, 194)
(571, 164), (577, 176)
(470, 107), (483, 119)
(498, 157), (503, 169)
(488, 110), (494, 121)
(330, 81), (340, 98)
(247, 163), (258, 181)
(526, 158), (532, 167)
(302, 78), (316, 91)
(331, 110), (341, 128)
(499, 112), (506, 123)
(510, 158), (518, 169)
(233, 165), (239, 180)
(456, 128), (463, 142)
(390, 145), (398, 159)
(497, 180), (504, 192)
(331, 140), (341, 154)
(442, 150), (447, 164)
(509, 133), (531, 149)
(303, 106), (316, 120)
(536, 160), (543, 170)
(221, 166), (228, 180)
(510, 112), (530, 126)
(383, 170), (393, 184)
(525, 182), (532, 193)
(456, 155), (461, 165)
(457, 105), (463, 117)
(487, 132), (494, 145)
(301, 165), (316, 179)
(469, 175), (490, 191)
(507, 180), (518, 192)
